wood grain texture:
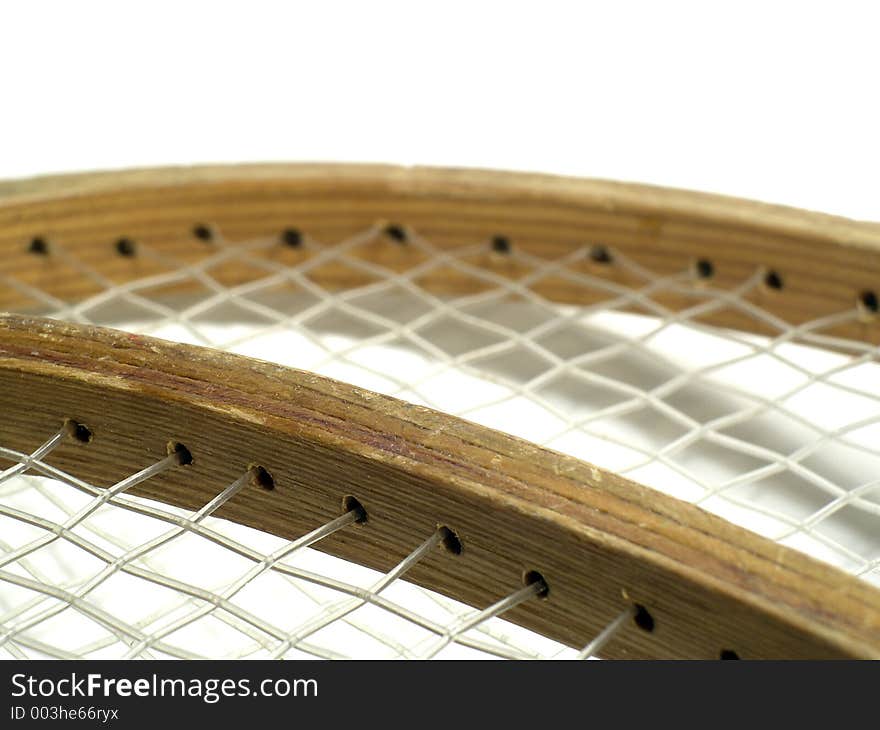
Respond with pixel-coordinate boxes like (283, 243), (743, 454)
(1, 164), (880, 343)
(1, 313), (878, 659)
(2, 164), (880, 658)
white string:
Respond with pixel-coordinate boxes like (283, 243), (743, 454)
(2, 222), (879, 658)
(0, 443), (552, 659)
(576, 607), (635, 660)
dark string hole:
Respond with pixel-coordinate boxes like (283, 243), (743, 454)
(281, 228), (302, 247)
(764, 270), (783, 290)
(589, 244), (612, 264)
(384, 224), (407, 243)
(695, 259), (714, 278)
(342, 495), (368, 523)
(438, 526), (463, 555)
(720, 649), (740, 660)
(115, 238), (137, 257)
(64, 419), (92, 444)
(249, 465), (275, 490)
(192, 224), (213, 242)
(491, 235), (511, 254)
(523, 570), (550, 598)
(28, 237), (49, 255)
(167, 441), (194, 466)
(861, 290), (878, 313)
(633, 604), (655, 632)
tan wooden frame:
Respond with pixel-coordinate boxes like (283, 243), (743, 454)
(1, 164), (879, 658)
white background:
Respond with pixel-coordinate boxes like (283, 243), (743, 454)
(0, 1), (878, 219)
(2, 1), (879, 658)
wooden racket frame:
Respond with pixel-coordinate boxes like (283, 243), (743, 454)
(0, 164), (879, 659)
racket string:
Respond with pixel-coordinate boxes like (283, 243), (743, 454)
(2, 220), (880, 657)
(1, 434), (606, 659)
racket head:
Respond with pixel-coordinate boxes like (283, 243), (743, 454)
(1, 164), (879, 659)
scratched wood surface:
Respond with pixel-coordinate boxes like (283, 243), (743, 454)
(1, 165), (879, 658)
(1, 164), (879, 342)
(1, 315), (878, 658)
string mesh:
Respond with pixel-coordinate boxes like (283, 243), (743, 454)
(2, 222), (879, 658)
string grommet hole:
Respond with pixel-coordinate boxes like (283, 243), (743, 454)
(523, 570), (550, 598)
(589, 244), (612, 264)
(248, 465), (275, 490)
(192, 224), (213, 242)
(491, 235), (511, 254)
(384, 224), (407, 243)
(764, 270), (783, 290)
(342, 495), (368, 523)
(633, 604), (654, 632)
(720, 649), (740, 660)
(860, 290), (878, 314)
(694, 259), (714, 279)
(167, 441), (193, 466)
(115, 237), (137, 257)
(438, 526), (463, 555)
(281, 228), (302, 247)
(28, 237), (49, 255)
(63, 419), (92, 444)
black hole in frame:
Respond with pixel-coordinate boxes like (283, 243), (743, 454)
(523, 570), (550, 598)
(491, 235), (511, 254)
(589, 244), (612, 263)
(720, 649), (740, 660)
(861, 290), (878, 313)
(342, 495), (368, 523)
(764, 270), (783, 290)
(384, 224), (407, 243)
(282, 228), (302, 247)
(249, 465), (275, 490)
(438, 526), (463, 555)
(695, 259), (714, 278)
(633, 604), (655, 632)
(64, 419), (92, 444)
(167, 442), (194, 466)
(192, 224), (213, 242)
(28, 237), (49, 255)
(115, 238), (137, 257)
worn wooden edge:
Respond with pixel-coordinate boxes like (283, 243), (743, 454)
(1, 313), (878, 659)
(1, 163), (879, 344)
(2, 163), (880, 248)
